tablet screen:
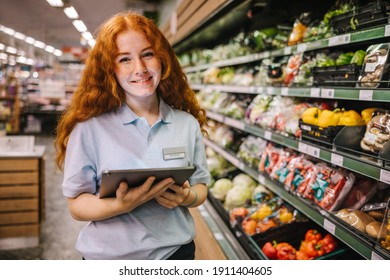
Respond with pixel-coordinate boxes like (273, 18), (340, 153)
(99, 166), (196, 198)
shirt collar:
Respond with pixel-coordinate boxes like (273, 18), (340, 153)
(117, 97), (173, 125)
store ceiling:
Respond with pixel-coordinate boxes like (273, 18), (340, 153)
(0, 0), (163, 51)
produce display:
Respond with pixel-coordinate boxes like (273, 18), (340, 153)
(358, 43), (390, 88)
(261, 228), (338, 260)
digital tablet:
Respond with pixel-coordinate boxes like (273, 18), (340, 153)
(99, 166), (196, 198)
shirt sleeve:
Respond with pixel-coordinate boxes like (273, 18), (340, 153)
(188, 121), (211, 186)
(62, 122), (98, 198)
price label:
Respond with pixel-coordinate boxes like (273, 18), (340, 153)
(310, 87), (320, 97)
(321, 88), (335, 98)
(380, 169), (390, 184)
(323, 219), (336, 235)
(359, 90), (373, 101)
(264, 130), (272, 140)
(258, 174), (266, 185)
(297, 43), (307, 53)
(298, 142), (308, 153)
(328, 34), (351, 46)
(365, 63), (376, 72)
(266, 87), (274, 95)
(371, 251), (384, 260)
(281, 87), (289, 96)
(307, 145), (320, 158)
(331, 153), (344, 166)
(385, 24), (390, 37)
(284, 46), (292, 55)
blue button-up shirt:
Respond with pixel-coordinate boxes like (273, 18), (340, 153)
(62, 99), (210, 259)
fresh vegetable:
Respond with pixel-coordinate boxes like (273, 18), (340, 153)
(232, 173), (257, 190)
(350, 50), (366, 66)
(262, 241), (277, 260)
(338, 110), (365, 126)
(299, 240), (325, 258)
(275, 242), (296, 260)
(224, 185), (252, 210)
(242, 219), (257, 235)
(304, 229), (323, 243)
(335, 52), (354, 66)
(317, 234), (338, 254)
(361, 108), (379, 124)
(317, 109), (342, 128)
(250, 204), (272, 220)
(210, 178), (234, 200)
(301, 107), (321, 125)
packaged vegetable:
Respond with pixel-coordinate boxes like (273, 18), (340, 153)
(357, 43), (390, 88)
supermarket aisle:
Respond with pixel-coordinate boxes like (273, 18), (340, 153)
(0, 136), (226, 260)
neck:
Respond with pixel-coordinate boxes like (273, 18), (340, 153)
(126, 96), (160, 126)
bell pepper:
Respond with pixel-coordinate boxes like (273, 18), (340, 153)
(275, 242), (296, 260)
(317, 108), (342, 128)
(304, 229), (323, 243)
(262, 241), (277, 260)
(361, 108), (380, 125)
(338, 110), (365, 126)
(299, 240), (325, 258)
(241, 219), (257, 235)
(302, 107), (321, 126)
(317, 234), (338, 254)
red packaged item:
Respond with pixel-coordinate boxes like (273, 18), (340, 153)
(305, 164), (355, 211)
(269, 149), (296, 184)
(284, 154), (314, 194)
(258, 143), (282, 174)
(341, 177), (380, 209)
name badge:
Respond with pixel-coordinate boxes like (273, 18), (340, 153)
(163, 147), (186, 160)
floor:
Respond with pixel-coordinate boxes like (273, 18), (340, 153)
(0, 136), (226, 260)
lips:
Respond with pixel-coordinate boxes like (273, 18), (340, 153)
(132, 76), (152, 83)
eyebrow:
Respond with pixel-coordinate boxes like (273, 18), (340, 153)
(116, 46), (153, 56)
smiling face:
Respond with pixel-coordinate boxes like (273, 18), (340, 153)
(114, 30), (162, 100)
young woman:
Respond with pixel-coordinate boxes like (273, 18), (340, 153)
(55, 11), (210, 260)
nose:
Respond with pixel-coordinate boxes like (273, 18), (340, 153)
(134, 59), (147, 75)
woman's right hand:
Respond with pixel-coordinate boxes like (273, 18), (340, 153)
(114, 176), (174, 212)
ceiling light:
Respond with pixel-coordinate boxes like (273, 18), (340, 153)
(34, 41), (46, 49)
(53, 49), (63, 57)
(25, 37), (35, 44)
(81, 31), (93, 41)
(5, 46), (17, 54)
(0, 53), (8, 60)
(88, 39), (96, 48)
(46, 0), (64, 7)
(72, 20), (87, 33)
(2, 26), (15, 36)
(64, 6), (79, 19)
(0, 44), (4, 51)
(14, 32), (26, 40)
(45, 45), (55, 53)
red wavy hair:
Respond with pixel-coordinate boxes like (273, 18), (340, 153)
(55, 11), (207, 169)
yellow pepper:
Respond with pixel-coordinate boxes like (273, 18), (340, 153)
(361, 108), (380, 125)
(302, 107), (321, 126)
(338, 110), (365, 126)
(317, 108), (342, 128)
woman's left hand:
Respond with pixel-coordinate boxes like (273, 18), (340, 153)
(155, 181), (191, 208)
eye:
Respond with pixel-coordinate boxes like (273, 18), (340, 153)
(142, 52), (154, 58)
(118, 57), (131, 63)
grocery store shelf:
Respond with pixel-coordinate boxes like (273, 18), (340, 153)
(205, 111), (390, 185)
(192, 84), (390, 102)
(184, 24), (390, 73)
(203, 138), (390, 260)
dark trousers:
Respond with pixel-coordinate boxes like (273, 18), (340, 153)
(82, 240), (196, 260)
(167, 240), (195, 260)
